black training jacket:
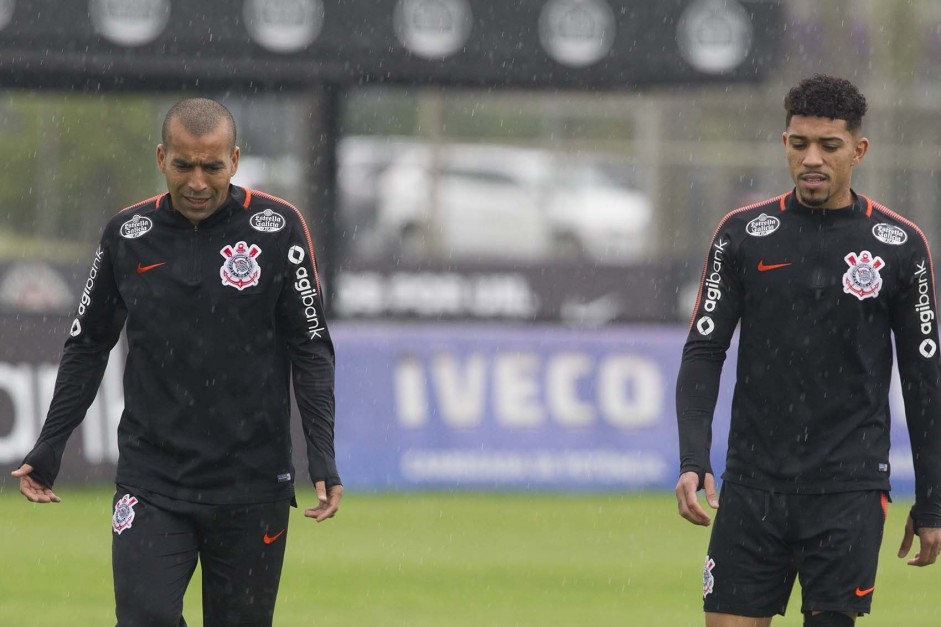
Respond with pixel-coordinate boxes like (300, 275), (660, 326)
(24, 185), (338, 504)
(677, 190), (941, 529)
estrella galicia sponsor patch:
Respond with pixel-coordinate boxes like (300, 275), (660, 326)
(220, 241), (262, 290)
(119, 215), (153, 239)
(872, 223), (907, 246)
(843, 250), (884, 301)
(703, 555), (716, 599)
(113, 494), (138, 535)
(250, 209), (286, 233)
(745, 213), (780, 237)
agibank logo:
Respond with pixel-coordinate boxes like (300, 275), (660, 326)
(914, 260), (937, 359)
(702, 239), (728, 313)
(696, 315), (715, 336)
(288, 245), (325, 340)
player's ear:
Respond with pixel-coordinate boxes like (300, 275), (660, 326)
(852, 136), (869, 166)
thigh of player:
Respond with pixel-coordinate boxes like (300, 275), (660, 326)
(196, 498), (293, 627)
(796, 490), (888, 617)
(703, 482), (797, 619)
(112, 484), (199, 627)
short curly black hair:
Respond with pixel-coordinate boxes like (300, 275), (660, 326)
(784, 74), (868, 132)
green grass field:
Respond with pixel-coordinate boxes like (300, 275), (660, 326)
(1, 487), (938, 626)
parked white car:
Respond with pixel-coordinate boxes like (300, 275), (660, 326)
(374, 142), (653, 262)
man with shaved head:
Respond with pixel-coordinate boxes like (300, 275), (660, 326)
(13, 98), (342, 626)
(162, 97), (237, 147)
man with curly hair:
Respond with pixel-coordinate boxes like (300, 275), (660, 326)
(675, 74), (941, 626)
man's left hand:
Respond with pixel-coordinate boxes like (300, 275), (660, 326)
(898, 516), (941, 566)
(304, 481), (343, 522)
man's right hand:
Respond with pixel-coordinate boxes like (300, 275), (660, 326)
(675, 471), (718, 526)
(11, 464), (60, 503)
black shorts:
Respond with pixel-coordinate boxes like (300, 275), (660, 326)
(702, 482), (888, 618)
(112, 484), (292, 627)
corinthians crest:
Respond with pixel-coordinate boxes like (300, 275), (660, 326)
(702, 555), (716, 599)
(220, 241), (262, 290)
(113, 494), (138, 535)
(843, 250), (885, 300)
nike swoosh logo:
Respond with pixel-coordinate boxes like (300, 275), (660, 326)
(855, 586), (875, 597)
(757, 260), (792, 272)
(136, 262), (167, 274)
(263, 529), (286, 544)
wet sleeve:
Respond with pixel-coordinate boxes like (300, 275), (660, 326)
(676, 223), (742, 487)
(23, 231), (126, 487)
(891, 234), (941, 529)
(276, 217), (340, 488)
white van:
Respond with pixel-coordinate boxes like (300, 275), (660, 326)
(374, 142), (653, 262)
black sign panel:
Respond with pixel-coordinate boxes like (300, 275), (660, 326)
(335, 259), (691, 325)
(0, 0), (781, 91)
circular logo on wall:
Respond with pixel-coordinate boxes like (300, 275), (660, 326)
(244, 0), (325, 54)
(393, 0), (473, 60)
(538, 0), (615, 68)
(0, 0), (14, 33)
(676, 0), (753, 75)
(89, 0), (170, 47)
(0, 262), (74, 313)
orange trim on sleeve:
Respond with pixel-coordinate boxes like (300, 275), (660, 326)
(246, 189), (322, 294)
(117, 193), (166, 214)
(686, 193), (790, 332)
(871, 201), (936, 298)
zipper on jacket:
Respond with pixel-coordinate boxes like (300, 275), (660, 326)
(810, 210), (829, 291)
(191, 223), (200, 282)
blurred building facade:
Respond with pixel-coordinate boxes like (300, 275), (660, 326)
(1, 1), (940, 321)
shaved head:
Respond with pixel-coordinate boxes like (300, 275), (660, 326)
(162, 98), (237, 149)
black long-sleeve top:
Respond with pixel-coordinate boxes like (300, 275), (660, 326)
(677, 190), (941, 529)
(23, 185), (338, 504)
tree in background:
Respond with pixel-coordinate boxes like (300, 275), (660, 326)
(0, 93), (160, 259)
